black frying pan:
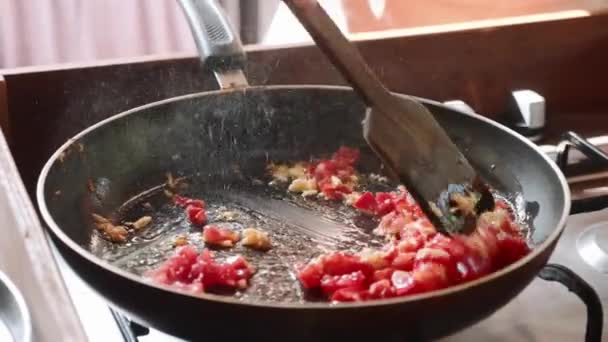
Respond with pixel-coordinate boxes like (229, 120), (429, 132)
(36, 0), (576, 340)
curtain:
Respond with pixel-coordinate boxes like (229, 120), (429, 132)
(0, 0), (263, 69)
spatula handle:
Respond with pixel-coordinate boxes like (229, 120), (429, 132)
(283, 0), (394, 107)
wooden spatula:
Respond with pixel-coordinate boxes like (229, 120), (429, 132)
(283, 0), (494, 235)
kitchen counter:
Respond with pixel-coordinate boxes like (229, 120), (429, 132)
(0, 128), (86, 341)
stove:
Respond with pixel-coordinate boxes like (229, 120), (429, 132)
(47, 126), (608, 342)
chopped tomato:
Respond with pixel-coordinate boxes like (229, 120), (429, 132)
(391, 252), (416, 271)
(368, 279), (396, 299)
(202, 225), (240, 248)
(352, 191), (377, 215)
(174, 195), (205, 209)
(302, 147), (360, 201)
(186, 205), (207, 225)
(319, 182), (352, 200)
(410, 262), (449, 292)
(331, 287), (367, 302)
(320, 253), (374, 278)
(391, 270), (417, 295)
(320, 270), (367, 295)
(174, 195), (207, 225)
(148, 247), (255, 292)
(297, 262), (324, 289)
(191, 250), (255, 290)
(495, 235), (530, 268)
(372, 268), (395, 282)
(149, 245), (199, 285)
(375, 192), (396, 216)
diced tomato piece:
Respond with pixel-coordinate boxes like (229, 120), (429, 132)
(331, 287), (367, 302)
(320, 182), (352, 200)
(193, 251), (255, 290)
(392, 252), (416, 271)
(353, 191), (377, 215)
(148, 245), (199, 285)
(375, 192), (396, 216)
(410, 262), (449, 292)
(415, 248), (453, 269)
(297, 262), (324, 289)
(391, 270), (417, 295)
(397, 233), (426, 253)
(372, 268), (395, 282)
(148, 247), (254, 293)
(456, 252), (493, 282)
(320, 270), (367, 295)
(499, 217), (519, 234)
(186, 205), (207, 225)
(202, 225), (240, 248)
(495, 234), (530, 267)
(476, 227), (501, 259)
(174, 195), (205, 209)
(312, 161), (337, 182)
(400, 219), (436, 240)
(368, 279), (396, 299)
(290, 146), (532, 303)
(321, 253), (374, 278)
(377, 211), (408, 236)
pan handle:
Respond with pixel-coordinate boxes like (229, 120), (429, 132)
(177, 0), (249, 89)
(538, 263), (603, 342)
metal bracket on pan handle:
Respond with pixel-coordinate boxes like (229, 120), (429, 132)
(555, 131), (608, 171)
(178, 0), (249, 89)
(110, 308), (149, 341)
(443, 100), (476, 115)
(538, 264), (603, 342)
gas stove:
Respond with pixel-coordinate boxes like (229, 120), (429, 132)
(50, 126), (608, 342)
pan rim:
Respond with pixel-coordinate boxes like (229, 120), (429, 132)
(36, 84), (571, 310)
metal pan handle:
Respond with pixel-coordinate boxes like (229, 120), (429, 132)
(178, 0), (249, 89)
(539, 264), (603, 342)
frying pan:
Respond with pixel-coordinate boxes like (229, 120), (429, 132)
(36, 0), (579, 340)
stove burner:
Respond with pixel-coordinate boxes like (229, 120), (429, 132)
(577, 222), (608, 273)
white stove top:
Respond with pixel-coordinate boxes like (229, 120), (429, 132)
(54, 209), (608, 342)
